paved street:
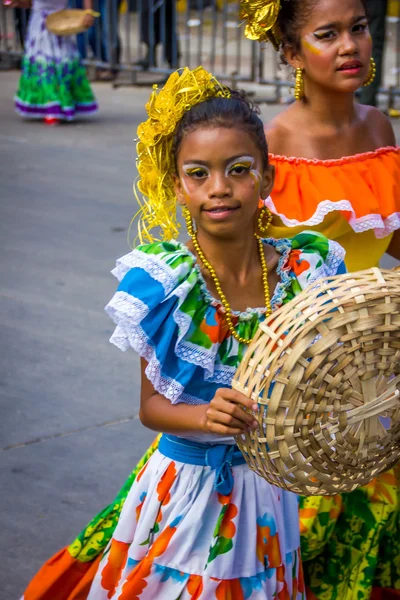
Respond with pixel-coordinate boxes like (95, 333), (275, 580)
(0, 70), (399, 600)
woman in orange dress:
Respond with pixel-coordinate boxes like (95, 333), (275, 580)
(256, 0), (399, 598)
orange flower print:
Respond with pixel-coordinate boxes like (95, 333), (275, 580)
(297, 550), (305, 594)
(256, 513), (282, 568)
(287, 250), (310, 277)
(147, 516), (182, 561)
(136, 461), (149, 483)
(200, 309), (231, 344)
(135, 492), (147, 523)
(118, 558), (152, 600)
(217, 493), (232, 505)
(219, 503), (238, 539)
(215, 579), (245, 600)
(292, 549), (305, 598)
(187, 574), (204, 599)
(100, 539), (129, 598)
(276, 564), (290, 600)
(156, 462), (177, 506)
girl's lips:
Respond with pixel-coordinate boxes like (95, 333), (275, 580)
(203, 206), (240, 220)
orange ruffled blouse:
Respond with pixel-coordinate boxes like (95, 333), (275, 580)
(268, 146), (400, 272)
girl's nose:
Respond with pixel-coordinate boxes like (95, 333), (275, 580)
(208, 172), (232, 198)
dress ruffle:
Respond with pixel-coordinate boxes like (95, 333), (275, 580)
(268, 147), (400, 239)
(105, 235), (345, 407)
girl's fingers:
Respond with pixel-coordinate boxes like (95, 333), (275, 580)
(206, 404), (258, 430)
(207, 410), (249, 430)
(210, 398), (258, 427)
(218, 388), (258, 412)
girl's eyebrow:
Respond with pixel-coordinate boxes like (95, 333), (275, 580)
(314, 15), (366, 31)
(182, 155), (255, 166)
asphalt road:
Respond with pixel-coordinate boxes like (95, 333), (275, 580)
(0, 70), (399, 599)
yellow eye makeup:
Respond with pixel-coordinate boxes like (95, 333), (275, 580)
(225, 156), (254, 177)
(183, 165), (210, 178)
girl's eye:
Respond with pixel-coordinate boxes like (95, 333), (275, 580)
(353, 23), (368, 33)
(229, 163), (252, 175)
(314, 31), (336, 40)
(185, 168), (208, 179)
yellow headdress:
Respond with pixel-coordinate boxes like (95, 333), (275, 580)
(240, 0), (282, 50)
(133, 66), (230, 245)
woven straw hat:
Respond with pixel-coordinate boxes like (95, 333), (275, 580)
(233, 267), (400, 496)
(46, 9), (97, 37)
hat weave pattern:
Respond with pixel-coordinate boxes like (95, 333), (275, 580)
(233, 268), (400, 496)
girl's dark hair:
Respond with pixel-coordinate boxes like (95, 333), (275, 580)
(173, 90), (269, 169)
(278, 0), (367, 55)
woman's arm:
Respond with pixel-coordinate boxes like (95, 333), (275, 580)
(139, 358), (258, 436)
(387, 230), (400, 260)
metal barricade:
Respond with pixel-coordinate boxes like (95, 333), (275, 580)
(1, 0), (399, 104)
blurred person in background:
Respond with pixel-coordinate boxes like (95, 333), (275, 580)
(135, 0), (179, 69)
(73, 0), (123, 80)
(8, 0), (98, 123)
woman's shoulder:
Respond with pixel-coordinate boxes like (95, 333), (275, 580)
(357, 103), (397, 148)
(264, 106), (297, 156)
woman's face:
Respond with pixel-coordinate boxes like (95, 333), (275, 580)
(288, 0), (372, 94)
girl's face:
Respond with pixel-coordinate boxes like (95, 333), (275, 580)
(287, 0), (372, 94)
(174, 126), (274, 240)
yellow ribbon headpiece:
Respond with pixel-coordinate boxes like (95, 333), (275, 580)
(240, 0), (282, 50)
(133, 66), (230, 245)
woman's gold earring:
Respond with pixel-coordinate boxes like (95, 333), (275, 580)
(294, 68), (304, 101)
(182, 207), (195, 238)
(257, 206), (273, 236)
(363, 57), (376, 87)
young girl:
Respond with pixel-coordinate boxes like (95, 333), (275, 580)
(241, 1), (400, 598)
(21, 66), (346, 599)
(12, 0), (98, 123)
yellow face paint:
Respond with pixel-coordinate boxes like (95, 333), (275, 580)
(303, 35), (323, 55)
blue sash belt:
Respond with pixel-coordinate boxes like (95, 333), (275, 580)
(158, 434), (246, 496)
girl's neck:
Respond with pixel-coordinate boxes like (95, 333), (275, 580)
(302, 83), (357, 128)
(191, 228), (260, 283)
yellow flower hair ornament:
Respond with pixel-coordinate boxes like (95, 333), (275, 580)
(240, 0), (282, 50)
(132, 66), (230, 245)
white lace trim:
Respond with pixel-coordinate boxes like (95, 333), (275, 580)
(106, 237), (346, 404)
(266, 196), (400, 239)
(111, 249), (192, 296)
(105, 290), (234, 401)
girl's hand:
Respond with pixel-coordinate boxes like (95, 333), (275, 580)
(203, 388), (258, 436)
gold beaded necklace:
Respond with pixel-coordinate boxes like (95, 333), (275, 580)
(183, 208), (272, 345)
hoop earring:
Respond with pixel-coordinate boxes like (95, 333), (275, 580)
(363, 57), (376, 87)
(183, 207), (195, 237)
(294, 68), (304, 101)
(257, 206), (273, 236)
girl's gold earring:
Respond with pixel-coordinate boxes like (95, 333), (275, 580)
(256, 206), (273, 236)
(294, 68), (305, 101)
(363, 57), (376, 87)
(183, 207), (195, 237)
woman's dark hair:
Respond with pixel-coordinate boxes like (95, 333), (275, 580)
(278, 0), (367, 56)
(172, 90), (269, 169)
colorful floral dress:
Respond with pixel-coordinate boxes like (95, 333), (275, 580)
(21, 232), (346, 600)
(15, 0), (98, 120)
